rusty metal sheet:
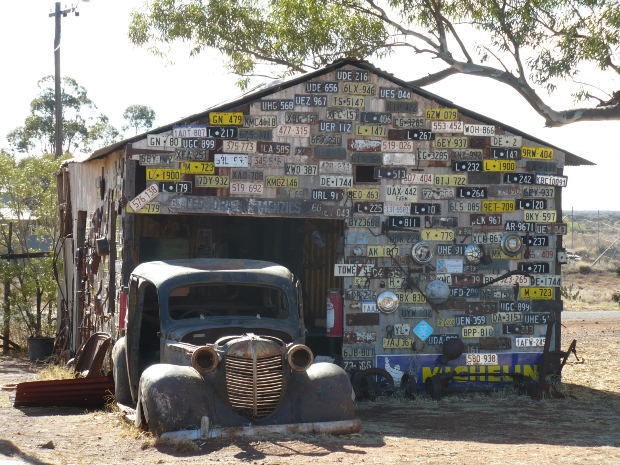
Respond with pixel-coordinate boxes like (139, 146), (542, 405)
(14, 376), (114, 408)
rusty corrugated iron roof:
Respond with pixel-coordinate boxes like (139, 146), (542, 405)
(14, 375), (114, 408)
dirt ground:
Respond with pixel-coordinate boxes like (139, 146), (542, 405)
(1, 314), (619, 465)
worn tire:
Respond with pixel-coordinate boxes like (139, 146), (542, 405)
(111, 337), (133, 406)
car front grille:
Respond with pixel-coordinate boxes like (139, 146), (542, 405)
(225, 353), (284, 420)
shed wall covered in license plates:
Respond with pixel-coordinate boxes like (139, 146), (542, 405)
(57, 59), (592, 391)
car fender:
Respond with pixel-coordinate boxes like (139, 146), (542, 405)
(111, 337), (133, 406)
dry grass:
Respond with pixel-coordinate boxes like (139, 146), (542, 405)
(34, 362), (76, 381)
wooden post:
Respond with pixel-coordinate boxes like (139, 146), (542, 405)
(2, 223), (13, 355)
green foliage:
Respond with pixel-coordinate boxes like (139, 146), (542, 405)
(129, 0), (620, 120)
(122, 104), (156, 135)
(6, 76), (119, 156)
(561, 284), (582, 301)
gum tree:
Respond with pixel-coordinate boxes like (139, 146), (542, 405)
(129, 0), (620, 126)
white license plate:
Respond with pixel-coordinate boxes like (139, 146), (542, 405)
(214, 154), (249, 167)
(334, 264), (374, 277)
(382, 140), (415, 152)
(230, 182), (264, 195)
(402, 173), (434, 185)
(490, 312), (523, 323)
(320, 175), (353, 188)
(448, 200), (481, 212)
(434, 136), (468, 149)
(491, 135), (522, 147)
(422, 187), (455, 200)
(515, 337), (546, 348)
(471, 232), (503, 244)
(417, 150), (449, 161)
(384, 185), (418, 201)
(319, 160), (352, 174)
(523, 210), (557, 222)
(383, 153), (417, 166)
(535, 174), (567, 187)
(483, 274), (531, 286)
(129, 184), (160, 212)
(431, 120), (464, 133)
(463, 124), (495, 136)
(532, 275), (562, 287)
(275, 124), (310, 137)
(465, 353), (498, 365)
(383, 203), (411, 215)
(222, 140), (257, 153)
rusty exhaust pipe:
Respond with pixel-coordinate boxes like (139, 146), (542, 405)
(286, 344), (314, 372)
(191, 345), (220, 375)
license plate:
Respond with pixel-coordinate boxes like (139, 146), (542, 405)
(344, 331), (377, 344)
(462, 326), (495, 338)
(422, 187), (455, 200)
(519, 287), (554, 300)
(348, 139), (382, 152)
(426, 334), (460, 345)
(146, 168), (182, 181)
(522, 313), (550, 324)
(483, 274), (531, 286)
(517, 199), (548, 210)
(355, 125), (388, 137)
(457, 187), (487, 199)
(417, 150), (449, 161)
(265, 176), (300, 188)
(249, 154), (286, 168)
(518, 262), (550, 274)
(394, 116), (425, 128)
(343, 360), (375, 371)
(382, 140), (415, 152)
(319, 120), (353, 133)
(208, 112), (243, 126)
(342, 346), (376, 359)
(133, 153), (175, 165)
(490, 312), (523, 323)
(410, 203), (440, 215)
(499, 301), (532, 312)
(521, 146), (554, 160)
(319, 160), (352, 174)
(230, 182), (264, 195)
(463, 124), (495, 136)
(382, 153), (417, 166)
(312, 189), (345, 201)
(194, 175), (230, 188)
(505, 173), (535, 184)
(449, 200), (481, 213)
(395, 291), (427, 304)
(431, 120), (464, 133)
(129, 201), (160, 214)
(284, 164), (318, 176)
(220, 140), (256, 153)
(523, 210), (557, 222)
(532, 275), (562, 287)
(334, 264), (374, 277)
(275, 124), (310, 137)
(454, 314), (487, 325)
(436, 244), (465, 255)
(523, 186), (555, 198)
(320, 175), (353, 188)
(425, 107), (458, 120)
(453, 161), (482, 172)
(360, 111), (392, 124)
(471, 232), (503, 244)
(491, 135), (522, 147)
(525, 249), (555, 260)
(383, 203), (411, 216)
(384, 185), (418, 201)
(244, 115), (278, 128)
(515, 337), (546, 348)
(503, 324), (534, 335)
(354, 202), (383, 214)
(470, 214), (502, 227)
(481, 200), (515, 212)
(524, 236), (550, 247)
(214, 154), (248, 167)
(374, 168), (407, 180)
(535, 174), (568, 187)
(346, 216), (381, 228)
(491, 148), (520, 159)
(421, 229), (455, 241)
(129, 184), (160, 212)
(483, 159), (516, 171)
(366, 245), (399, 257)
(450, 287), (481, 298)
(383, 338), (414, 349)
(348, 188), (381, 201)
(435, 137), (468, 149)
(402, 173), (434, 185)
(434, 174), (467, 186)
(465, 353), (498, 365)
(388, 216), (421, 229)
(342, 82), (376, 95)
(535, 223), (567, 235)
(294, 94), (328, 107)
(504, 221), (536, 233)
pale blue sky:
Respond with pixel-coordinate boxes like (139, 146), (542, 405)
(1, 0), (618, 212)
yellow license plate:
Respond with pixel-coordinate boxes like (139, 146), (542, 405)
(461, 326), (495, 338)
(342, 82), (376, 96)
(209, 112), (244, 126)
(433, 174), (467, 186)
(434, 136), (468, 149)
(437, 317), (456, 327)
(523, 210), (557, 222)
(395, 291), (427, 304)
(521, 146), (554, 160)
(194, 175), (229, 188)
(424, 107), (458, 120)
(483, 160), (516, 171)
(146, 168), (181, 181)
(488, 248), (523, 260)
(348, 188), (381, 201)
(367, 245), (399, 258)
(421, 229), (455, 241)
(383, 338), (414, 349)
(519, 287), (554, 300)
(129, 202), (160, 214)
(481, 200), (515, 212)
(265, 176), (299, 188)
(354, 125), (388, 137)
(179, 162), (215, 175)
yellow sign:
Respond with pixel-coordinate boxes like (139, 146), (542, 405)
(383, 338), (414, 349)
(437, 317), (456, 327)
(342, 82), (376, 96)
(434, 136), (468, 149)
(483, 160), (516, 172)
(179, 162), (215, 175)
(354, 125), (388, 137)
(265, 176), (300, 188)
(209, 112), (244, 126)
(521, 146), (554, 160)
(194, 175), (229, 188)
(461, 326), (495, 338)
(433, 174), (467, 186)
(128, 202), (160, 214)
(481, 200), (515, 213)
(146, 168), (181, 181)
(519, 287), (554, 300)
(366, 245), (399, 258)
(395, 291), (427, 304)
(347, 188), (381, 201)
(424, 107), (459, 120)
(421, 229), (455, 241)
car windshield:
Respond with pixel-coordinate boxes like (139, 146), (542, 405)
(168, 283), (288, 320)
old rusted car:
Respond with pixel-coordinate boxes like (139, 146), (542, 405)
(112, 259), (358, 438)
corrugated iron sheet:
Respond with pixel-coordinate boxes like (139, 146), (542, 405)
(14, 375), (114, 408)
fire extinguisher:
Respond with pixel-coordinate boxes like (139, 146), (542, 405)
(326, 288), (343, 337)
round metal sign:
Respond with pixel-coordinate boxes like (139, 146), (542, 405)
(376, 290), (399, 314)
(464, 243), (482, 264)
(424, 279), (450, 305)
(411, 241), (433, 264)
(500, 232), (524, 256)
